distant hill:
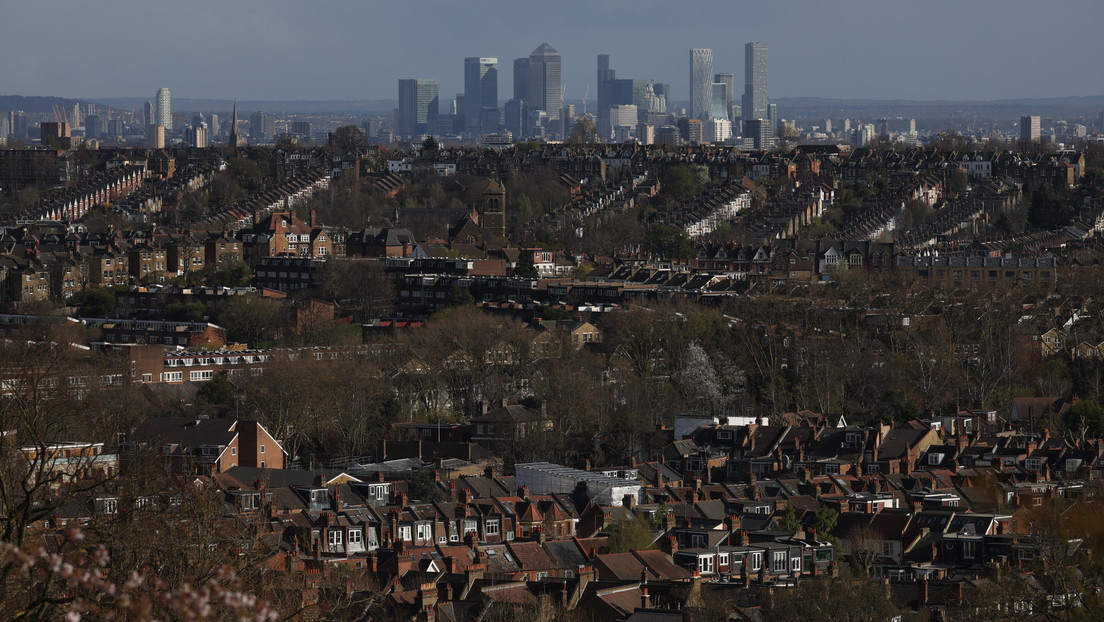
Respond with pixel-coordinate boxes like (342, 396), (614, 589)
(771, 95), (1104, 122)
(0, 95), (86, 116)
(84, 98), (399, 116)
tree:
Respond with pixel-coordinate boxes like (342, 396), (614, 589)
(515, 250), (539, 279)
(213, 296), (289, 346)
(422, 135), (439, 152)
(768, 574), (902, 621)
(318, 259), (395, 322)
(407, 468), (443, 503)
(209, 262), (253, 288)
(567, 117), (599, 146)
(645, 224), (695, 260)
(197, 373), (234, 406)
(844, 523), (881, 577)
(604, 514), (655, 554)
(661, 164), (704, 203)
(777, 503), (801, 532)
(72, 286), (116, 317)
(330, 125), (367, 151)
(1027, 183), (1073, 230)
(1060, 400), (1104, 446)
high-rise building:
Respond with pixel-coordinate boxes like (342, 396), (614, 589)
(597, 54), (616, 140)
(148, 124), (165, 149)
(513, 57), (529, 102)
(464, 57), (498, 136)
(209, 114), (219, 138)
(690, 49), (713, 121)
(397, 79), (439, 137)
(143, 101), (154, 128)
(742, 42), (768, 122)
(1020, 115), (1041, 142)
(505, 99), (529, 139)
(290, 121), (311, 138)
(711, 83), (729, 120)
(714, 73), (735, 113)
(609, 105), (638, 132)
(155, 88), (172, 131)
(704, 118), (732, 143)
(768, 103), (778, 138)
(9, 111), (27, 139)
(908, 118), (916, 135)
(743, 118), (772, 150)
(250, 111), (276, 143)
(186, 124), (208, 148)
(527, 43), (562, 117)
(84, 115), (103, 140)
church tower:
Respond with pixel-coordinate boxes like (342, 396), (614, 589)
(228, 100), (241, 148)
(481, 178), (506, 240)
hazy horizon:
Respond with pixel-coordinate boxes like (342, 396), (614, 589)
(4, 0), (1101, 105)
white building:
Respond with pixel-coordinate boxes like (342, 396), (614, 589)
(516, 462), (642, 507)
(704, 118), (732, 143)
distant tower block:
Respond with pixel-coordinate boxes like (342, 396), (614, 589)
(481, 178), (507, 239)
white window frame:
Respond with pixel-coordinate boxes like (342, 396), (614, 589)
(698, 555), (714, 574)
(486, 519), (500, 536)
(328, 530), (343, 547)
(773, 551), (787, 572)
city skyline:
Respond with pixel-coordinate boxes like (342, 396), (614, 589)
(1, 1), (1101, 104)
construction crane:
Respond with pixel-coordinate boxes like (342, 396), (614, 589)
(582, 84), (590, 116)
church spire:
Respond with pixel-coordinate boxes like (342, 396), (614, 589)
(228, 100), (240, 148)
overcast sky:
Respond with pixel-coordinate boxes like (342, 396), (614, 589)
(4, 0), (1102, 105)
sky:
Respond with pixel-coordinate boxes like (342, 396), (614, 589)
(4, 0), (1102, 106)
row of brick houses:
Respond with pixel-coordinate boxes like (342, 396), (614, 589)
(29, 398), (1104, 620)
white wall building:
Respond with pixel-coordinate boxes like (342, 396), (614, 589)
(516, 462), (642, 507)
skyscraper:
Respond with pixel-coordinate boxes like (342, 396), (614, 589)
(527, 43), (562, 117)
(397, 79), (439, 137)
(714, 73), (735, 111)
(464, 57), (498, 136)
(155, 87), (172, 131)
(690, 49), (713, 121)
(513, 57), (529, 102)
(742, 42), (768, 122)
(250, 111), (275, 143)
(597, 54), (616, 139)
(143, 101), (154, 128)
(1020, 115), (1041, 142)
(711, 83), (729, 120)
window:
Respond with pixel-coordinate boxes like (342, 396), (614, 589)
(486, 519), (500, 536)
(698, 556), (714, 573)
(417, 523), (432, 541)
(231, 447), (237, 456)
(189, 370), (213, 382)
(718, 553), (729, 566)
(328, 530), (342, 548)
(963, 541), (976, 559)
(398, 526), (412, 541)
(773, 551), (787, 572)
(750, 552), (762, 571)
(825, 463), (840, 475)
(260, 445), (265, 454)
